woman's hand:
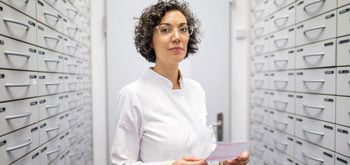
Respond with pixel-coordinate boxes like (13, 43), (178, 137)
(223, 151), (249, 165)
(172, 156), (207, 165)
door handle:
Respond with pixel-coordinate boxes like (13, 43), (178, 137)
(212, 112), (223, 141)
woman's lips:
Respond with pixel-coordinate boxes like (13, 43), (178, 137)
(168, 47), (184, 52)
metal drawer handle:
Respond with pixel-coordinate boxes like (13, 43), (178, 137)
(4, 51), (30, 58)
(254, 114), (264, 122)
(46, 104), (61, 110)
(274, 120), (288, 126)
(46, 147), (61, 156)
(68, 64), (78, 67)
(254, 97), (264, 105)
(274, 139), (288, 147)
(43, 12), (60, 22)
(254, 45), (264, 53)
(44, 59), (61, 63)
(46, 125), (60, 132)
(274, 59), (289, 63)
(3, 18), (30, 31)
(253, 9), (264, 19)
(274, 0), (287, 7)
(303, 80), (326, 83)
(254, 27), (264, 36)
(302, 128), (325, 136)
(303, 53), (325, 59)
(6, 139), (32, 152)
(44, 35), (59, 42)
(274, 100), (288, 104)
(16, 0), (29, 4)
(254, 130), (264, 140)
(302, 104), (325, 110)
(274, 38), (289, 44)
(303, 26), (326, 36)
(302, 150), (324, 163)
(254, 80), (264, 88)
(254, 146), (264, 156)
(274, 16), (289, 27)
(45, 82), (61, 86)
(5, 83), (32, 87)
(303, 0), (326, 14)
(66, 8), (78, 19)
(5, 112), (32, 120)
(67, 27), (78, 33)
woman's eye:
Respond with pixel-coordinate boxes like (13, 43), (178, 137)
(179, 27), (188, 33)
(160, 27), (171, 33)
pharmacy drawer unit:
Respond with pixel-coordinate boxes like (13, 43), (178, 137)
(0, 98), (38, 136)
(37, 22), (64, 52)
(296, 10), (336, 46)
(37, 0), (63, 32)
(269, 70), (295, 91)
(0, 35), (37, 71)
(337, 36), (350, 66)
(269, 3), (296, 33)
(336, 125), (350, 157)
(251, 18), (270, 40)
(269, 48), (295, 71)
(0, 2), (37, 44)
(251, 72), (269, 89)
(272, 130), (295, 157)
(336, 153), (350, 165)
(0, 0), (36, 19)
(296, 0), (337, 23)
(337, 67), (350, 96)
(295, 93), (335, 122)
(295, 68), (336, 95)
(11, 147), (41, 165)
(336, 96), (350, 127)
(37, 47), (65, 73)
(338, 0), (350, 7)
(0, 70), (38, 102)
(338, 4), (350, 37)
(295, 138), (335, 165)
(252, 55), (269, 73)
(269, 26), (296, 52)
(271, 110), (294, 135)
(0, 124), (39, 164)
(295, 115), (335, 150)
(268, 91), (295, 113)
(295, 39), (336, 69)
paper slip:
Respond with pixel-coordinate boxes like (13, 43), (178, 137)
(206, 142), (249, 161)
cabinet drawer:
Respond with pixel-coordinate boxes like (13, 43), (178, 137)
(337, 36), (350, 66)
(269, 49), (295, 71)
(1, 0), (36, 19)
(336, 125), (350, 158)
(269, 26), (295, 52)
(37, 22), (63, 52)
(39, 135), (64, 164)
(295, 138), (335, 165)
(62, 37), (80, 56)
(272, 131), (295, 157)
(295, 93), (335, 122)
(39, 112), (69, 145)
(295, 68), (336, 94)
(0, 2), (37, 44)
(295, 39), (336, 69)
(296, 0), (337, 23)
(0, 35), (38, 71)
(271, 110), (294, 135)
(269, 4), (296, 33)
(64, 56), (82, 74)
(38, 94), (67, 121)
(0, 98), (38, 136)
(62, 17), (80, 40)
(11, 147), (41, 165)
(252, 55), (269, 73)
(269, 0), (297, 14)
(336, 153), (350, 165)
(268, 91), (295, 113)
(0, 124), (39, 164)
(295, 116), (335, 150)
(296, 11), (336, 46)
(64, 75), (82, 92)
(269, 71), (295, 91)
(273, 151), (295, 165)
(37, 48), (65, 73)
(37, 72), (65, 96)
(251, 36), (270, 56)
(62, 0), (79, 22)
(337, 67), (350, 96)
(251, 106), (268, 125)
(0, 70), (38, 102)
(251, 90), (269, 107)
(338, 4), (350, 37)
(251, 18), (270, 40)
(336, 96), (350, 127)
(37, 0), (63, 32)
(251, 72), (269, 89)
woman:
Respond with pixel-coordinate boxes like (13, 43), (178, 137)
(110, 0), (249, 164)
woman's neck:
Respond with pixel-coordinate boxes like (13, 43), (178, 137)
(153, 64), (180, 89)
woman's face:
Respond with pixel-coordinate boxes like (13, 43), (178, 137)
(152, 10), (190, 67)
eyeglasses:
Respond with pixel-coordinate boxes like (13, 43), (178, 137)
(154, 24), (194, 36)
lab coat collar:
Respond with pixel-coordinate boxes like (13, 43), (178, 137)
(146, 68), (184, 90)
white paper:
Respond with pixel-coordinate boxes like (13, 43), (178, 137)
(206, 142), (249, 161)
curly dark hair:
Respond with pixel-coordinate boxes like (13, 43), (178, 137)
(134, 0), (201, 63)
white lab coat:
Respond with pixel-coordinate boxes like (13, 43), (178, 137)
(110, 69), (216, 165)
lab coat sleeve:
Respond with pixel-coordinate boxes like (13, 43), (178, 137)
(110, 88), (174, 165)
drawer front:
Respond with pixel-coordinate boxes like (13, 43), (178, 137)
(64, 75), (82, 92)
(336, 125), (350, 157)
(11, 147), (41, 165)
(37, 72), (65, 96)
(0, 2), (37, 44)
(268, 91), (295, 113)
(62, 18), (80, 40)
(269, 4), (296, 33)
(39, 136), (64, 164)
(0, 98), (38, 136)
(336, 153), (350, 165)
(337, 36), (350, 66)
(37, 0), (63, 32)
(296, 0), (337, 23)
(337, 67), (350, 96)
(295, 68), (336, 94)
(39, 116), (61, 145)
(62, 1), (79, 22)
(295, 138), (335, 165)
(295, 93), (335, 122)
(252, 55), (269, 73)
(252, 37), (270, 56)
(62, 37), (80, 56)
(251, 18), (270, 40)
(0, 124), (39, 164)
(37, 48), (65, 72)
(272, 131), (295, 157)
(64, 56), (82, 74)
(269, 71), (295, 91)
(295, 116), (335, 150)
(1, 0), (36, 19)
(251, 72), (269, 89)
(269, 49), (295, 71)
(336, 96), (350, 127)
(0, 70), (38, 102)
(269, 26), (296, 52)
(0, 35), (38, 71)
(296, 11), (336, 46)
(295, 39), (336, 69)
(338, 0), (350, 7)
(251, 106), (269, 125)
(38, 94), (67, 121)
(338, 4), (350, 37)
(37, 22), (63, 52)
(269, 0), (299, 14)
(271, 110), (294, 135)
(251, 90), (269, 107)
